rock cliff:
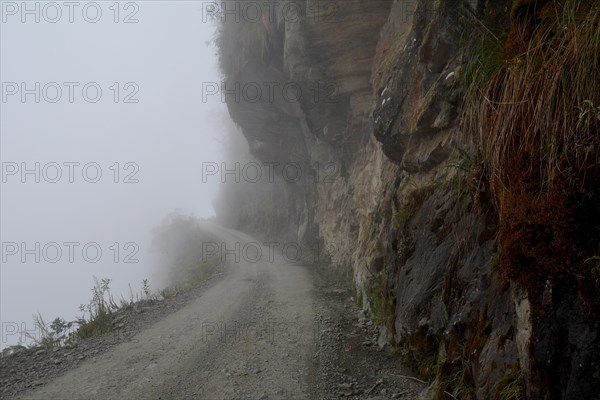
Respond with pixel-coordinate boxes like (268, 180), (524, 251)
(214, 0), (600, 398)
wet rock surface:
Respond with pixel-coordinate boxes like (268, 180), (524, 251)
(215, 0), (521, 397)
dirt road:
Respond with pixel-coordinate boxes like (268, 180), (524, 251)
(19, 226), (317, 399)
(13, 225), (424, 400)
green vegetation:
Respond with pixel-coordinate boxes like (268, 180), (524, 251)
(462, 0), (600, 313)
(76, 277), (119, 339)
(476, 0), (600, 192)
(18, 212), (222, 353)
(369, 269), (396, 328)
(496, 366), (526, 400)
(397, 330), (523, 400)
(159, 285), (182, 300)
(458, 12), (508, 212)
(392, 183), (436, 264)
(24, 277), (144, 349)
(435, 350), (476, 400)
(435, 312), (492, 399)
(25, 313), (76, 350)
(490, 254), (501, 275)
(398, 336), (479, 400)
(461, 30), (508, 127)
(444, 147), (482, 210)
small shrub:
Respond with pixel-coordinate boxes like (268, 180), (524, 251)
(76, 307), (112, 339)
(76, 277), (118, 340)
(25, 313), (76, 350)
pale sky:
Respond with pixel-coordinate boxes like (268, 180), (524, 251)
(0, 1), (229, 348)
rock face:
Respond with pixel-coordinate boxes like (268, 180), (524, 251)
(214, 0), (599, 398)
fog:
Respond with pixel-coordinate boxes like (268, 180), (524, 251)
(0, 2), (230, 348)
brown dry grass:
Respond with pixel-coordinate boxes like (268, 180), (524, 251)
(474, 0), (600, 197)
(464, 0), (600, 303)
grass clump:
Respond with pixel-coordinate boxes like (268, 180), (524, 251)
(397, 331), (440, 382)
(76, 277), (119, 339)
(435, 354), (476, 400)
(496, 365), (526, 400)
(444, 147), (485, 210)
(464, 0), (600, 306)
(477, 0), (600, 192)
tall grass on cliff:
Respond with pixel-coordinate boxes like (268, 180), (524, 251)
(464, 0), (600, 297)
(467, 0), (600, 195)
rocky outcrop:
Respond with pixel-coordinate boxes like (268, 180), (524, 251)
(215, 0), (599, 398)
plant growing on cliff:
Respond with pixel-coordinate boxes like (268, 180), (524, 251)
(462, 26), (508, 136)
(471, 0), (600, 192)
(436, 355), (476, 400)
(369, 269), (396, 329)
(434, 334), (492, 400)
(496, 365), (526, 400)
(464, 0), (600, 296)
(444, 147), (485, 211)
(461, 3), (600, 395)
